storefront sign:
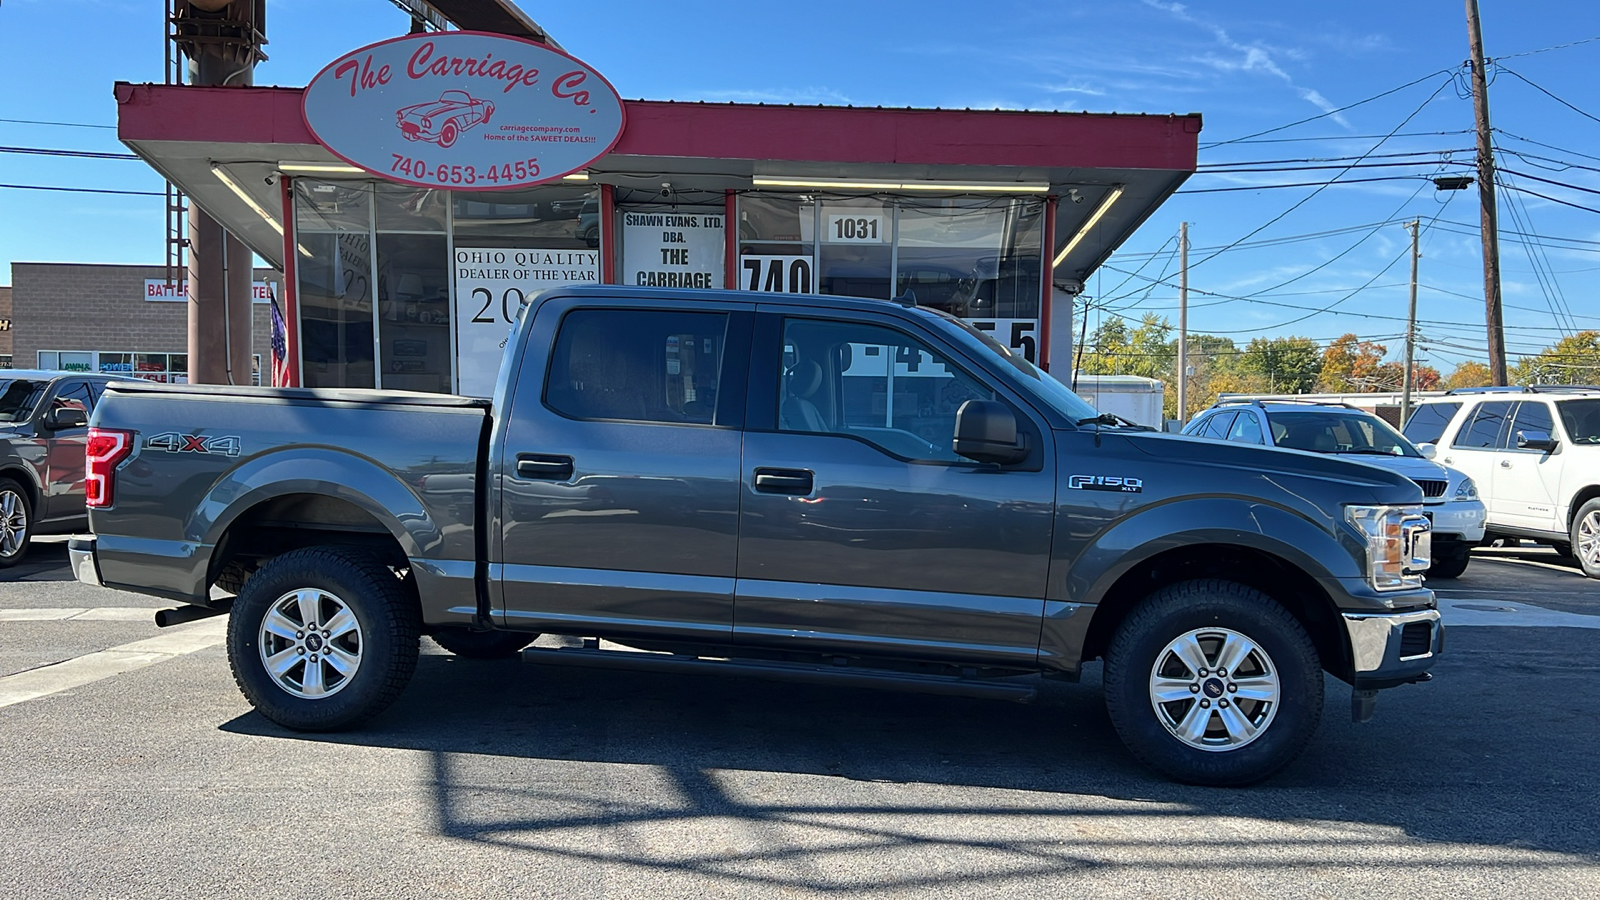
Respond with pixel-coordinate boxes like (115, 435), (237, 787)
(741, 255), (813, 294)
(453, 247), (599, 396)
(303, 33), (625, 190)
(968, 318), (1040, 364)
(622, 211), (725, 289)
(144, 279), (275, 303)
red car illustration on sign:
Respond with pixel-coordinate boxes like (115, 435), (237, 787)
(395, 91), (495, 148)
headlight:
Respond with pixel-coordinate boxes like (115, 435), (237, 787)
(1454, 477), (1478, 500)
(1346, 504), (1431, 591)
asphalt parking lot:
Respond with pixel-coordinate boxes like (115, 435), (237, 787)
(3, 539), (1599, 899)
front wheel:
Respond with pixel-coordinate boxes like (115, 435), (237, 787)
(1428, 549), (1470, 580)
(1104, 580), (1324, 786)
(0, 479), (32, 568)
(227, 547), (420, 731)
(1572, 499), (1600, 578)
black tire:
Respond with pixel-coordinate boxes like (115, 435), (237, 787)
(214, 560), (254, 595)
(1571, 498), (1600, 579)
(1428, 550), (1471, 580)
(1549, 541), (1574, 560)
(227, 547), (420, 731)
(430, 628), (536, 659)
(0, 478), (33, 568)
(1104, 579), (1324, 786)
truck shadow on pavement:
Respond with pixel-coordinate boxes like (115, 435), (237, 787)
(222, 626), (1600, 890)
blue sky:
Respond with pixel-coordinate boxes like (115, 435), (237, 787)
(4, 0), (1599, 372)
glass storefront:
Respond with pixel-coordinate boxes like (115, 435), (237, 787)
(36, 349), (260, 384)
(289, 179), (1047, 394)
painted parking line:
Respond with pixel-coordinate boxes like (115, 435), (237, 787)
(0, 617), (227, 709)
(0, 607), (162, 622)
(1438, 598), (1600, 630)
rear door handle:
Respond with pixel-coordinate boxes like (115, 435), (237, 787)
(516, 453), (575, 480)
(754, 467), (814, 495)
(1500, 459), (1512, 468)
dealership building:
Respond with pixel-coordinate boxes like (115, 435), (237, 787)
(9, 1), (1199, 394)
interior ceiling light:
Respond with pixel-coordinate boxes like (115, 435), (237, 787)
(752, 176), (1048, 193)
(1053, 185), (1125, 268)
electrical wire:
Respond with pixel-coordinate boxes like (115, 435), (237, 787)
(0, 183), (163, 196)
(0, 117), (116, 130)
(1198, 68), (1455, 149)
(0, 145), (139, 160)
(1175, 175), (1430, 194)
(1496, 65), (1600, 127)
(1494, 36), (1600, 60)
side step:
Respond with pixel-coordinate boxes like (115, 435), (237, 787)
(520, 645), (1038, 702)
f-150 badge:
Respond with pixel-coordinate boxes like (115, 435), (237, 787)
(1068, 474), (1143, 493)
(145, 432), (242, 457)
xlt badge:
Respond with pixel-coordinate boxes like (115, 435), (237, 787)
(1068, 474), (1143, 493)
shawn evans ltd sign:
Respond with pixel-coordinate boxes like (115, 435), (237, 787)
(302, 32), (625, 190)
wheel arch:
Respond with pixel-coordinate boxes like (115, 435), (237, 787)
(0, 465), (41, 513)
(1567, 485), (1600, 532)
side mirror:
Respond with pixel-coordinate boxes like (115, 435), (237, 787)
(1517, 429), (1558, 452)
(953, 400), (1027, 465)
(46, 405), (89, 430)
(1417, 442), (1437, 460)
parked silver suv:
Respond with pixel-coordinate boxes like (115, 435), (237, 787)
(1404, 386), (1600, 578)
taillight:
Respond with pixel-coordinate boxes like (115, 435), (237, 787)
(86, 428), (134, 508)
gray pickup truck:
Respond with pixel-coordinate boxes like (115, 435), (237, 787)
(72, 286), (1441, 785)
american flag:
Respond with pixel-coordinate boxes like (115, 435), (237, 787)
(268, 289), (291, 388)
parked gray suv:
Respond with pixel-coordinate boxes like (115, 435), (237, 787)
(0, 370), (133, 566)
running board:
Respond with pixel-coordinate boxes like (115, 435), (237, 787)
(520, 645), (1038, 702)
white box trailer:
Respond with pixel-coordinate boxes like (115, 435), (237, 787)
(1068, 374), (1165, 428)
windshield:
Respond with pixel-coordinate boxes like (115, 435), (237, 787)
(1558, 399), (1600, 445)
(929, 311), (1102, 422)
(1266, 409), (1421, 457)
(0, 379), (47, 423)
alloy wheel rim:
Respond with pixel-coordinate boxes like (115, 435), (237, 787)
(1580, 512), (1600, 567)
(1149, 627), (1280, 752)
(0, 490), (27, 558)
(258, 588), (363, 699)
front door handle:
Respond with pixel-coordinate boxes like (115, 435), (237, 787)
(516, 453), (575, 480)
(754, 467), (814, 495)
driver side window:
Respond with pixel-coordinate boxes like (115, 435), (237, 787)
(778, 317), (995, 462)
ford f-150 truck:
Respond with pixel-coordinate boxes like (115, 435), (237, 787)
(71, 286), (1441, 785)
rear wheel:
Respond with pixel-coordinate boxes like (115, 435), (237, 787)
(1572, 499), (1600, 578)
(227, 547), (419, 731)
(0, 479), (32, 568)
(1104, 580), (1324, 786)
(430, 628), (536, 659)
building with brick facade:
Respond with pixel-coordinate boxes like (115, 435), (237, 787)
(9, 263), (277, 384)
(0, 285), (12, 368)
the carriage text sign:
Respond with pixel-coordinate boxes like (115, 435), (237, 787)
(302, 32), (625, 190)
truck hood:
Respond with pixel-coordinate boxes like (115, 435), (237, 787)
(1117, 430), (1423, 504)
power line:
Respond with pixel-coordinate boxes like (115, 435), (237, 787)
(0, 117), (116, 130)
(1175, 175), (1430, 194)
(0, 183), (163, 197)
(1494, 35), (1600, 60)
(1496, 65), (1600, 127)
(1498, 182), (1600, 216)
(0, 145), (139, 160)
(1494, 129), (1600, 165)
(1198, 67), (1455, 149)
(1198, 148), (1474, 168)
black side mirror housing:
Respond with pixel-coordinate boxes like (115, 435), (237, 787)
(953, 399), (1028, 465)
(46, 406), (89, 430)
(1516, 429), (1558, 452)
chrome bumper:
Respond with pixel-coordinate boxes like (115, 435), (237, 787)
(68, 536), (102, 587)
(1343, 607), (1443, 688)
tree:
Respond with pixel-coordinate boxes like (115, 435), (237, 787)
(1316, 334), (1390, 392)
(1239, 336), (1321, 393)
(1511, 331), (1600, 385)
(1442, 361), (1492, 390)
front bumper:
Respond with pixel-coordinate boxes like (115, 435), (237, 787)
(69, 536), (102, 587)
(1424, 498), (1487, 543)
(1343, 608), (1444, 689)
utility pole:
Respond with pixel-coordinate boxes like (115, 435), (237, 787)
(1177, 222), (1189, 427)
(1466, 0), (1508, 385)
(1402, 220), (1421, 424)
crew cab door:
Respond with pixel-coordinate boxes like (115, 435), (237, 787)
(493, 296), (753, 642)
(734, 308), (1055, 667)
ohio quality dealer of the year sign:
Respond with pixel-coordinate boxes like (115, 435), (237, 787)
(302, 32), (625, 190)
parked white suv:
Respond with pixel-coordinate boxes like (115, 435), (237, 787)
(1186, 399), (1487, 578)
(1403, 386), (1600, 578)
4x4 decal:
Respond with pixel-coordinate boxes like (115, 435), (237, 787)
(145, 432), (242, 457)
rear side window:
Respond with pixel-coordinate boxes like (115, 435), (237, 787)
(1228, 411), (1265, 444)
(1402, 402), (1460, 445)
(1199, 411), (1237, 439)
(544, 309), (728, 425)
(1452, 401), (1514, 449)
(1558, 399), (1600, 445)
(52, 381), (96, 416)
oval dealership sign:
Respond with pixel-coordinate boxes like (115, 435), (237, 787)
(302, 32), (625, 190)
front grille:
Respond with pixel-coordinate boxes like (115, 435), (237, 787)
(1413, 479), (1448, 498)
(1399, 622), (1433, 658)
